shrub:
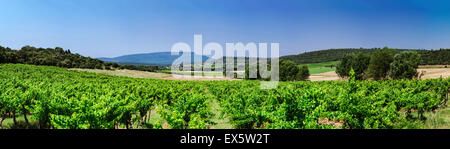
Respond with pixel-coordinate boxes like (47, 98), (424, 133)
(279, 60), (299, 81)
(389, 51), (420, 79)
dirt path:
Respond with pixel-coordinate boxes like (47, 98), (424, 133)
(71, 66), (449, 82)
(309, 71), (344, 81)
(417, 68), (450, 79)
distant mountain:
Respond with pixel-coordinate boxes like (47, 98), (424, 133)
(99, 52), (211, 65)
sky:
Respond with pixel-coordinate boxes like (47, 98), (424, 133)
(1, 0), (450, 58)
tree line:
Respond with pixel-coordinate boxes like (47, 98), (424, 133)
(336, 47), (425, 80)
(282, 48), (450, 65)
(244, 59), (310, 81)
(0, 45), (158, 72)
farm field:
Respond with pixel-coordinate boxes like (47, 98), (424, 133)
(70, 68), (237, 81)
(1, 64), (448, 129)
(309, 71), (344, 81)
(72, 61), (450, 82)
(300, 61), (339, 74)
(309, 67), (450, 81)
(74, 61), (340, 80)
(157, 70), (244, 79)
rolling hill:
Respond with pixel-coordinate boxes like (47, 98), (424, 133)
(281, 48), (450, 65)
(99, 52), (211, 65)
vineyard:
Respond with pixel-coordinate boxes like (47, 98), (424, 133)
(0, 64), (448, 129)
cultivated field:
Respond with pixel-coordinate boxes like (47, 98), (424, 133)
(2, 64), (449, 129)
(72, 66), (449, 82)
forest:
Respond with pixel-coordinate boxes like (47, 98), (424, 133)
(281, 48), (450, 65)
(0, 45), (158, 72)
(0, 64), (448, 129)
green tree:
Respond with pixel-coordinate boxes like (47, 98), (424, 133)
(389, 51), (420, 79)
(279, 59), (300, 81)
(295, 65), (310, 81)
(336, 53), (370, 80)
(366, 47), (395, 80)
(160, 92), (214, 129)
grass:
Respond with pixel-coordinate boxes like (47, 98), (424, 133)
(148, 110), (162, 126)
(209, 99), (233, 129)
(1, 114), (38, 129)
(419, 100), (450, 129)
(3, 63), (447, 129)
(309, 67), (336, 74)
(299, 61), (339, 74)
(135, 100), (233, 129)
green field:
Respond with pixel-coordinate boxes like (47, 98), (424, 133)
(157, 61), (339, 77)
(299, 61), (339, 74)
(1, 64), (449, 129)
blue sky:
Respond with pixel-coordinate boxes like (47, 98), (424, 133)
(1, 0), (450, 58)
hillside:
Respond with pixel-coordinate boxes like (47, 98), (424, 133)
(0, 45), (112, 69)
(99, 52), (211, 65)
(1, 64), (448, 129)
(0, 45), (158, 72)
(281, 48), (450, 65)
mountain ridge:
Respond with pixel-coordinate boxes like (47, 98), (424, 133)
(280, 48), (450, 65)
(99, 52), (210, 65)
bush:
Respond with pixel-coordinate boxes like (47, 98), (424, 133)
(244, 64), (264, 80)
(245, 59), (309, 81)
(279, 60), (299, 81)
(5, 121), (39, 129)
(389, 51), (420, 79)
(295, 66), (310, 81)
(0, 45), (158, 72)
